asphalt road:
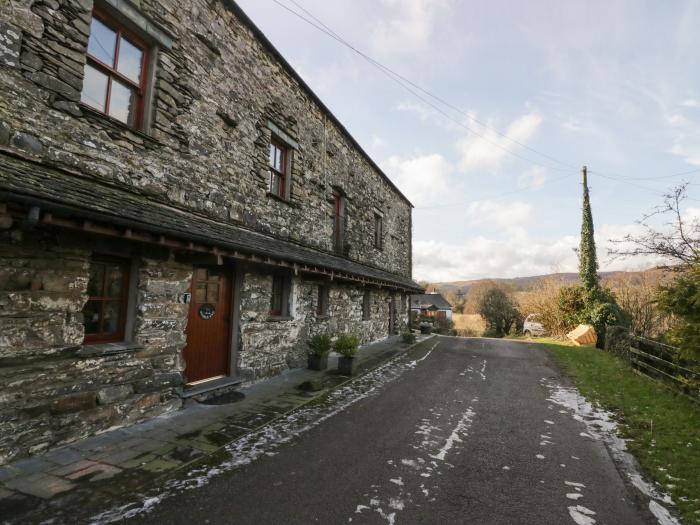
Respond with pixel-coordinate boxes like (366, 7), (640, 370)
(124, 337), (660, 525)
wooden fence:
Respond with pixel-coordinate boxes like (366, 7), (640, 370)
(605, 326), (700, 401)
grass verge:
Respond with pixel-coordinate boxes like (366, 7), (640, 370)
(543, 340), (700, 524)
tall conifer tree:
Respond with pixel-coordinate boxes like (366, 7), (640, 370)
(579, 166), (599, 292)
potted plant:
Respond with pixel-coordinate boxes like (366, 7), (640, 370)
(419, 320), (433, 334)
(307, 334), (331, 371)
(334, 334), (360, 375)
(402, 330), (416, 344)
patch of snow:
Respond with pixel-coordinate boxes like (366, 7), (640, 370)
(389, 478), (403, 486)
(430, 407), (475, 461)
(536, 454), (545, 459)
(648, 501), (680, 525)
(568, 505), (596, 525)
(502, 466), (510, 471)
(544, 420), (555, 425)
(545, 380), (678, 525)
(355, 505), (370, 513)
(567, 493), (584, 500)
(565, 481), (586, 488)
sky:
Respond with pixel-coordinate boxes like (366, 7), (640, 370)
(236, 0), (700, 282)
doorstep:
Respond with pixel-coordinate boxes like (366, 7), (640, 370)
(179, 376), (243, 399)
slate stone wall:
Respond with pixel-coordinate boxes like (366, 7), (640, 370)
(0, 0), (414, 463)
(0, 228), (190, 465)
(237, 271), (407, 382)
(0, 0), (412, 277)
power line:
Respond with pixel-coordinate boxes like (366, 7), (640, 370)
(285, 0), (579, 173)
(269, 0), (700, 202)
(269, 0), (576, 173)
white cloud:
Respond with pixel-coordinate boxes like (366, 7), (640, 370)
(371, 135), (385, 148)
(381, 153), (453, 207)
(466, 199), (533, 232)
(518, 166), (547, 189)
(681, 99), (700, 108)
(371, 0), (450, 57)
(412, 222), (670, 283)
(456, 112), (543, 172)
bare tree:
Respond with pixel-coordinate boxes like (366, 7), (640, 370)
(609, 183), (700, 267)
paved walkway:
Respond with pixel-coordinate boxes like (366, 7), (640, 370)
(0, 334), (432, 523)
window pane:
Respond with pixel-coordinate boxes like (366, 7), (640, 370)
(106, 264), (124, 297)
(109, 79), (136, 125)
(117, 36), (143, 84)
(195, 283), (207, 303)
(102, 301), (122, 335)
(206, 283), (219, 303)
(87, 262), (105, 297)
(87, 17), (117, 66)
(268, 144), (276, 168)
(269, 171), (282, 196)
(83, 300), (102, 335)
(80, 64), (109, 112)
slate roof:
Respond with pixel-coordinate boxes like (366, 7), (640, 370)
(0, 150), (423, 292)
(410, 293), (453, 310)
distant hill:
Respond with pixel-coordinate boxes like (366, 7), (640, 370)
(424, 270), (660, 298)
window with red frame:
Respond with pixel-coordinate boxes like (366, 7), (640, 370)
(80, 10), (149, 128)
(83, 256), (131, 344)
(268, 139), (289, 199)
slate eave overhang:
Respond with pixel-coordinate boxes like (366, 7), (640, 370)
(0, 150), (423, 293)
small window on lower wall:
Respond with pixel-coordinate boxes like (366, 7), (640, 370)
(362, 290), (371, 321)
(83, 255), (131, 344)
(317, 285), (329, 317)
(270, 273), (292, 317)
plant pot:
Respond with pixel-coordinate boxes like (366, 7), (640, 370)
(337, 356), (356, 375)
(307, 354), (328, 371)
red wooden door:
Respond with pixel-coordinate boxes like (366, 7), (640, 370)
(184, 266), (232, 384)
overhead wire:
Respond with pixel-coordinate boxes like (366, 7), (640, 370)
(269, 0), (577, 174)
(269, 0), (700, 205)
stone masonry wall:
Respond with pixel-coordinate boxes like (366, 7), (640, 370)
(0, 0), (413, 277)
(237, 270), (408, 382)
(0, 227), (190, 465)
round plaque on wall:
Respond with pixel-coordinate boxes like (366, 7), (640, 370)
(199, 303), (216, 320)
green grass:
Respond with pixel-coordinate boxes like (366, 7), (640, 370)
(544, 340), (700, 524)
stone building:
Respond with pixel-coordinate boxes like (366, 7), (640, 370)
(0, 0), (421, 464)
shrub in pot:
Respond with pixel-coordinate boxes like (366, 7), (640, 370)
(402, 331), (416, 344)
(307, 334), (332, 371)
(419, 321), (433, 334)
(334, 334), (360, 375)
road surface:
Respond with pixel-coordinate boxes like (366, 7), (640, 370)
(114, 336), (664, 525)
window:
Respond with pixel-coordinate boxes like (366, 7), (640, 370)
(80, 9), (150, 128)
(268, 138), (289, 199)
(317, 285), (329, 317)
(374, 213), (383, 250)
(362, 290), (371, 321)
(332, 191), (346, 254)
(270, 274), (292, 317)
(83, 256), (130, 343)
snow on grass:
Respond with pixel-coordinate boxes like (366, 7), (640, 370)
(544, 380), (680, 525)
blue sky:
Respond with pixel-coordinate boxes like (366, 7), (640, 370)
(236, 0), (700, 282)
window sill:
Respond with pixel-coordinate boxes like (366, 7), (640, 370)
(266, 191), (291, 204)
(267, 315), (294, 322)
(77, 341), (143, 357)
(79, 104), (162, 146)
